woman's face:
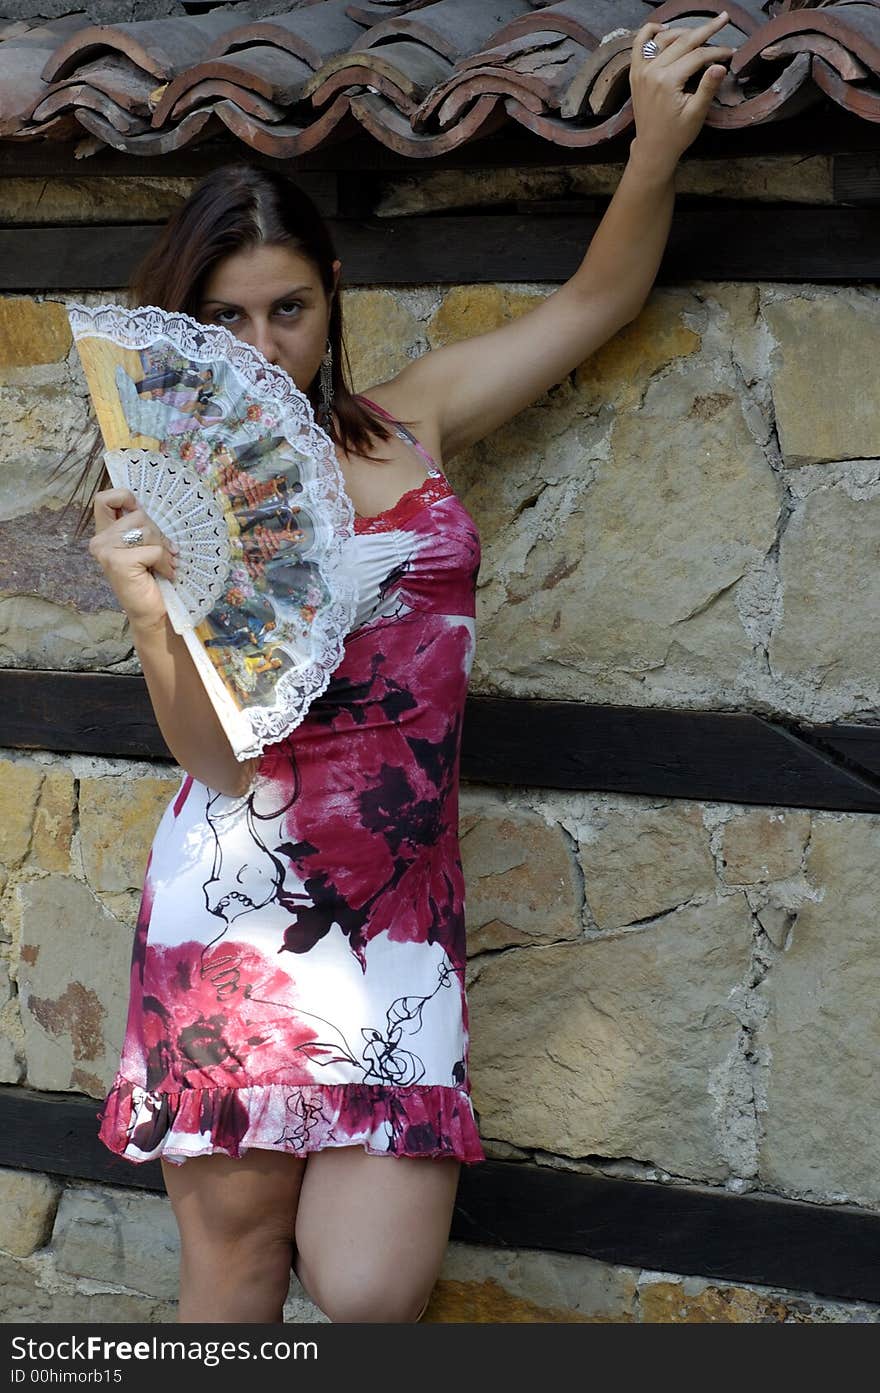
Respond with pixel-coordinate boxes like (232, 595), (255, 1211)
(197, 243), (341, 398)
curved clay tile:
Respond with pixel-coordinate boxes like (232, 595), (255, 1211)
(731, 3), (880, 76)
(707, 49), (818, 126)
(211, 0), (365, 69)
(5, 0), (880, 159)
(492, 0), (649, 50)
(433, 72), (545, 130)
(42, 55), (159, 118)
(504, 92), (635, 145)
(352, 0), (534, 62)
(42, 15), (246, 85)
(345, 2), (440, 23)
(582, 47), (638, 116)
(2, 14), (93, 48)
(416, 31), (585, 130)
(0, 47), (57, 136)
(0, 15), (94, 135)
(560, 9), (747, 124)
(561, 30), (635, 119)
(9, 113), (82, 143)
(151, 47), (313, 127)
(651, 0), (767, 32)
(74, 106), (217, 156)
(307, 39), (452, 112)
(813, 53), (880, 119)
(211, 94), (359, 156)
(31, 85), (151, 137)
(307, 63), (431, 115)
(457, 28), (573, 73)
(759, 34), (869, 81)
(168, 82), (288, 125)
(349, 86), (507, 153)
(0, 20), (37, 43)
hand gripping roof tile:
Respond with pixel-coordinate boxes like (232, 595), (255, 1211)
(1, 0), (879, 158)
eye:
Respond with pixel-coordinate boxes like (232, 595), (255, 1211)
(213, 308), (239, 325)
(275, 302), (303, 318)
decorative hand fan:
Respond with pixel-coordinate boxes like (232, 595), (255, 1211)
(67, 301), (357, 761)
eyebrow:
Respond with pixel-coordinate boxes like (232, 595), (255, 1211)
(200, 285), (313, 308)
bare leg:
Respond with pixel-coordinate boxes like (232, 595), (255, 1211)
(294, 1146), (460, 1323)
(161, 1149), (306, 1323)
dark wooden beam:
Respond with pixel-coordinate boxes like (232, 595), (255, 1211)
(3, 205), (880, 290)
(2, 1084), (878, 1305)
(0, 226), (158, 291)
(4, 670), (880, 811)
(461, 696), (880, 811)
(833, 153), (880, 206)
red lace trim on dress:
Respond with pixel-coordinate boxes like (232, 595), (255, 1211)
(353, 475), (453, 535)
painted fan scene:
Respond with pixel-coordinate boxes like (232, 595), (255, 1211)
(101, 339), (328, 704)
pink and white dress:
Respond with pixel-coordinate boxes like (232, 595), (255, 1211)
(98, 396), (486, 1166)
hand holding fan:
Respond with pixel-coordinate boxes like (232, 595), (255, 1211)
(68, 302), (357, 761)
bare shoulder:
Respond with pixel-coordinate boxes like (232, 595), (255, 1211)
(357, 359), (446, 464)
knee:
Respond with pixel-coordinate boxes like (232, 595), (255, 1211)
(175, 1202), (295, 1292)
(296, 1259), (429, 1324)
(175, 1205), (294, 1256)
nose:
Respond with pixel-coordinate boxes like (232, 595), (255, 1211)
(243, 319), (279, 366)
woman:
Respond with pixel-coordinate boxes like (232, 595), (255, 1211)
(82, 18), (733, 1323)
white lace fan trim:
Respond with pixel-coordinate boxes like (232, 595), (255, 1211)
(69, 301), (357, 761)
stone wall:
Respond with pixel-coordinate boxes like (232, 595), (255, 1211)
(2, 1165), (878, 1324)
(1, 160), (879, 1322)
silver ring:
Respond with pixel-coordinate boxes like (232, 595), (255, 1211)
(642, 38), (661, 60)
(121, 527), (144, 548)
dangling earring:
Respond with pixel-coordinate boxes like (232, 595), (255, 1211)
(318, 339), (333, 426)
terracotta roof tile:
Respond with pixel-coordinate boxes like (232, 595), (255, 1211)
(74, 105), (216, 154)
(1, 1), (879, 157)
(44, 54), (159, 117)
(493, 1), (650, 49)
(150, 44), (314, 125)
(0, 14), (92, 135)
(41, 14), (246, 83)
(165, 79), (288, 124)
(31, 83), (152, 137)
(211, 90), (360, 153)
(350, 0), (533, 61)
(212, 0), (365, 66)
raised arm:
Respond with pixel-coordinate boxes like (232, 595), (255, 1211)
(391, 13), (734, 459)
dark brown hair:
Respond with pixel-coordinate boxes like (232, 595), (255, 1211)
(58, 161), (408, 535)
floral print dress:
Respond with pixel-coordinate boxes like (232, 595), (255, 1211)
(98, 396), (486, 1166)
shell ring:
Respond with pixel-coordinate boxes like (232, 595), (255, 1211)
(121, 527), (145, 548)
(642, 38), (661, 60)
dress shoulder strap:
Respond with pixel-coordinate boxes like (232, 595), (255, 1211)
(356, 393), (439, 471)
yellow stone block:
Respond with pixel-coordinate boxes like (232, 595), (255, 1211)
(574, 294), (700, 410)
(721, 810), (811, 885)
(343, 289), (421, 394)
(427, 285), (544, 349)
(764, 294), (880, 465)
(425, 1277), (615, 1323)
(639, 1280), (788, 1323)
(78, 775), (179, 893)
(0, 763), (42, 865)
(31, 769), (76, 874)
(0, 298), (72, 370)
